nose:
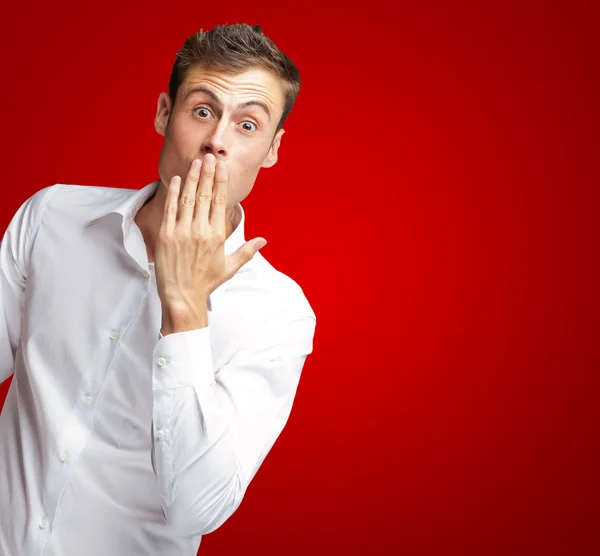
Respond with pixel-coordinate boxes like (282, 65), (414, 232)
(200, 121), (228, 158)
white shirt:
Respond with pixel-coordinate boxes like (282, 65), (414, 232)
(0, 180), (316, 555)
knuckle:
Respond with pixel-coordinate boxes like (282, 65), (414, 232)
(166, 205), (178, 215)
(213, 194), (227, 205)
(173, 226), (187, 239)
(181, 195), (195, 207)
(157, 231), (171, 246)
(191, 226), (204, 240)
(198, 193), (212, 205)
(197, 234), (211, 247)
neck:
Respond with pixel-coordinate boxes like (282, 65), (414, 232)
(134, 181), (236, 263)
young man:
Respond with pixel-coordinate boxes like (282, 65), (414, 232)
(0, 23), (316, 555)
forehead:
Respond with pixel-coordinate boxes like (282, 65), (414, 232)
(180, 64), (285, 111)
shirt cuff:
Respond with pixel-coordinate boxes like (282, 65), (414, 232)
(152, 327), (215, 388)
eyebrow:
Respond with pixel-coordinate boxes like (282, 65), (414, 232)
(184, 85), (272, 122)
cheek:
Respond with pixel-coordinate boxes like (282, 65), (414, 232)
(167, 121), (195, 152)
(226, 151), (265, 203)
(160, 123), (197, 169)
(230, 148), (262, 182)
(237, 140), (271, 170)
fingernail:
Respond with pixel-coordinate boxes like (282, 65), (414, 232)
(205, 156), (215, 167)
(254, 238), (267, 250)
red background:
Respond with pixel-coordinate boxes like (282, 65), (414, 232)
(1, 1), (598, 554)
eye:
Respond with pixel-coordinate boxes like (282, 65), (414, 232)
(240, 121), (258, 133)
(193, 106), (213, 119)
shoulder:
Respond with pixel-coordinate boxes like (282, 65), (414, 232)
(36, 183), (131, 203)
(2, 184), (62, 258)
(6, 183), (60, 231)
(211, 252), (316, 361)
(42, 183), (135, 215)
(226, 250), (316, 323)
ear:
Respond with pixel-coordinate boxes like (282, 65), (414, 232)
(154, 92), (172, 136)
(261, 128), (285, 168)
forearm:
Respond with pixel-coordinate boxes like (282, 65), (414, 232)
(150, 315), (314, 537)
(151, 326), (240, 536)
(152, 373), (244, 536)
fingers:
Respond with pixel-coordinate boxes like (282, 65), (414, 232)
(164, 154), (226, 237)
(177, 158), (201, 229)
(162, 175), (181, 233)
(194, 154), (216, 230)
(210, 161), (228, 236)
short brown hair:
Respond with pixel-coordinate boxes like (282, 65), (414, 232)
(168, 24), (301, 134)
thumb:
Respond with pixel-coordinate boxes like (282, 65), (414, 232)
(250, 237), (267, 251)
(228, 237), (267, 273)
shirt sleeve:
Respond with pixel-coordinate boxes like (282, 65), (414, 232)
(0, 186), (55, 385)
(150, 311), (316, 537)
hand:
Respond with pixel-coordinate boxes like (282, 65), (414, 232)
(155, 153), (267, 332)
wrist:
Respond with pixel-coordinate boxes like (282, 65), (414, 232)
(161, 301), (209, 335)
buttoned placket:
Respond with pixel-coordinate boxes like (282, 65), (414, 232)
(37, 263), (154, 549)
(155, 355), (168, 443)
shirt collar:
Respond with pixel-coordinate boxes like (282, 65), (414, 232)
(83, 180), (160, 229)
(84, 179), (248, 310)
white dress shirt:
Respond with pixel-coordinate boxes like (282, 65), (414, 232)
(0, 180), (316, 555)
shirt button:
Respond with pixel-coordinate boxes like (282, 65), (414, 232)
(60, 451), (70, 463)
(155, 428), (164, 440)
(110, 330), (119, 340)
(83, 393), (93, 405)
(39, 518), (49, 529)
(142, 270), (150, 279)
(157, 357), (167, 367)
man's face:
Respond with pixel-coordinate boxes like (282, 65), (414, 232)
(154, 64), (286, 208)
